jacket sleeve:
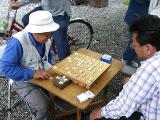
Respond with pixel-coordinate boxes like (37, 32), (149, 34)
(0, 38), (35, 81)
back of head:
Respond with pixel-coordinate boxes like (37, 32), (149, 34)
(25, 10), (59, 33)
(129, 15), (160, 51)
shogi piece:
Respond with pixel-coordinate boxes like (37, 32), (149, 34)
(52, 52), (111, 89)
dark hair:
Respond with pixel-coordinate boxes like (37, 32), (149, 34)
(129, 15), (160, 51)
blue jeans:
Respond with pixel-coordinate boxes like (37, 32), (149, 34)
(52, 14), (70, 60)
(22, 6), (71, 60)
(122, 39), (136, 65)
(123, 0), (149, 65)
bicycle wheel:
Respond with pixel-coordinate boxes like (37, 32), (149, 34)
(67, 19), (93, 52)
(0, 78), (32, 120)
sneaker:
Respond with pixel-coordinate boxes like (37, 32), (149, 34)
(131, 61), (139, 68)
(121, 59), (139, 68)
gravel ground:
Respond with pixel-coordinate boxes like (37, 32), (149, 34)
(0, 0), (128, 119)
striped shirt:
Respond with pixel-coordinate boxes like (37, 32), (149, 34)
(101, 51), (160, 120)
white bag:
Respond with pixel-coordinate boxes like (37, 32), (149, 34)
(149, 0), (160, 18)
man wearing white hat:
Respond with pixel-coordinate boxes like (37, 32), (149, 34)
(10, 0), (71, 61)
(0, 10), (59, 120)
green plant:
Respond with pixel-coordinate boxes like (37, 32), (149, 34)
(0, 20), (8, 31)
(122, 0), (130, 5)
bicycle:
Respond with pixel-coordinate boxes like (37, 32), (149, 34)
(0, 10), (94, 53)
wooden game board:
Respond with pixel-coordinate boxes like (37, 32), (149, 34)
(52, 52), (111, 89)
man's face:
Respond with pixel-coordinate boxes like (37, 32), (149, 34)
(131, 32), (157, 60)
(131, 33), (146, 60)
(33, 32), (52, 43)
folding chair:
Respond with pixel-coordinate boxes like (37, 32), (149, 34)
(0, 45), (32, 120)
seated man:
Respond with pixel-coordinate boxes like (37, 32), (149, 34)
(0, 10), (59, 120)
(89, 15), (160, 120)
(10, 0), (71, 60)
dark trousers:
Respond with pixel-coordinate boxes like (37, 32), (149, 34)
(122, 0), (149, 66)
(22, 6), (71, 60)
(122, 38), (137, 65)
(52, 13), (70, 60)
(98, 112), (142, 120)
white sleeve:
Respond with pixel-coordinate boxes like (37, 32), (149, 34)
(148, 0), (160, 12)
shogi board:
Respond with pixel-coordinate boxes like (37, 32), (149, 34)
(52, 52), (111, 89)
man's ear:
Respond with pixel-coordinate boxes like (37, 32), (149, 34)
(144, 44), (156, 57)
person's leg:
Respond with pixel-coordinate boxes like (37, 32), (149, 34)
(12, 82), (53, 120)
(52, 14), (70, 60)
(121, 35), (138, 75)
(122, 39), (137, 66)
(22, 6), (43, 27)
(123, 0), (149, 67)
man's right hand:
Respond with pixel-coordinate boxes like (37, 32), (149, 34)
(33, 69), (52, 80)
(9, 1), (22, 10)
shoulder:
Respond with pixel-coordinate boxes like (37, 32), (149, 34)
(143, 53), (160, 72)
(136, 54), (160, 81)
(5, 37), (22, 52)
(12, 30), (27, 39)
(7, 37), (21, 46)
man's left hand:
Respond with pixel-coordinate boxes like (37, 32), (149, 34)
(89, 108), (103, 120)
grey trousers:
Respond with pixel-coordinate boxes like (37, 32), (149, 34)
(12, 82), (53, 120)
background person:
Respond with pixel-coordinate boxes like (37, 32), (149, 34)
(148, 0), (160, 16)
(0, 10), (59, 120)
(122, 0), (150, 67)
(90, 15), (160, 120)
(10, 0), (71, 60)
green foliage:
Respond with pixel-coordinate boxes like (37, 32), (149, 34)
(0, 20), (8, 31)
(122, 0), (130, 5)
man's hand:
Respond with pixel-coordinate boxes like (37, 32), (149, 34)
(33, 69), (52, 80)
(9, 1), (22, 10)
(89, 108), (103, 120)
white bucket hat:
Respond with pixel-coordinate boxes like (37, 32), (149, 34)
(25, 10), (59, 33)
